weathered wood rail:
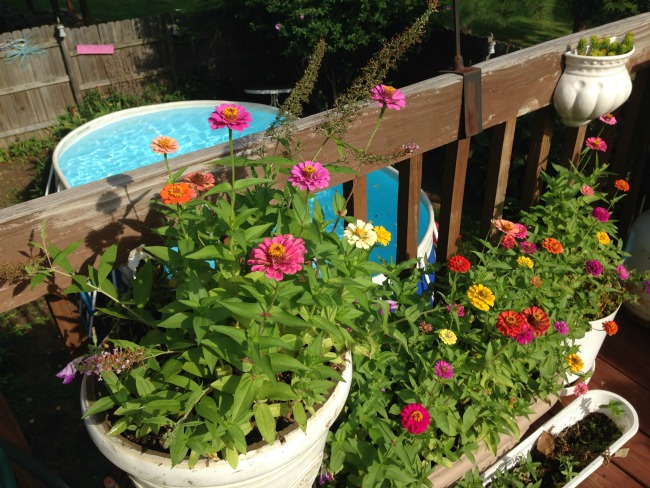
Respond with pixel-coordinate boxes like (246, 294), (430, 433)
(1, 13), (649, 315)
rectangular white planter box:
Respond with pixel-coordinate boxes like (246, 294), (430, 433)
(481, 390), (639, 487)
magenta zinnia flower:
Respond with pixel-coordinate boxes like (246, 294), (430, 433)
(208, 103), (252, 132)
(434, 360), (454, 379)
(248, 234), (307, 281)
(513, 223), (528, 239)
(401, 403), (430, 434)
(599, 113), (617, 125)
(585, 260), (603, 277)
(585, 137), (607, 152)
(515, 326), (534, 345)
(554, 321), (569, 335)
(616, 265), (629, 280)
(288, 161), (330, 191)
(370, 84), (406, 110)
(519, 241), (537, 255)
(591, 207), (610, 222)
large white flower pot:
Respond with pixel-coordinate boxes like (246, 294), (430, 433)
(481, 390), (639, 487)
(563, 304), (620, 394)
(553, 47), (634, 127)
(80, 353), (352, 488)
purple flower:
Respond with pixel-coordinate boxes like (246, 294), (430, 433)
(591, 207), (610, 222)
(318, 468), (334, 485)
(515, 326), (534, 345)
(554, 321), (569, 335)
(434, 360), (454, 379)
(519, 241), (537, 255)
(388, 300), (398, 313)
(275, 23), (282, 31)
(616, 265), (629, 280)
(585, 260), (603, 277)
(645, 281), (650, 294)
(55, 358), (82, 384)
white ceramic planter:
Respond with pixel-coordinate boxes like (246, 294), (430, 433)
(563, 304), (620, 392)
(553, 47), (634, 127)
(80, 353), (352, 488)
(481, 390), (639, 487)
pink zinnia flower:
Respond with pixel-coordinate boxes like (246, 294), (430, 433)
(591, 207), (610, 222)
(446, 303), (465, 317)
(288, 161), (330, 191)
(554, 320), (569, 335)
(150, 136), (179, 155)
(585, 260), (603, 277)
(585, 137), (607, 152)
(513, 223), (528, 239)
(519, 241), (537, 255)
(248, 234), (307, 281)
(599, 113), (617, 125)
(515, 326), (534, 345)
(369, 84), (406, 110)
(493, 219), (519, 236)
(580, 185), (594, 196)
(500, 235), (516, 249)
(574, 382), (589, 397)
(208, 103), (252, 132)
(183, 172), (215, 192)
(434, 360), (454, 379)
(400, 403), (430, 434)
(617, 265), (629, 280)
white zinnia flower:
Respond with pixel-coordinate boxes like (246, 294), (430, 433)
(343, 219), (377, 249)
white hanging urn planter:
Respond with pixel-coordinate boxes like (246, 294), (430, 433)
(553, 47), (635, 127)
(80, 352), (352, 488)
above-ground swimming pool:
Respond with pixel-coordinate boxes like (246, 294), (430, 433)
(52, 100), (278, 189)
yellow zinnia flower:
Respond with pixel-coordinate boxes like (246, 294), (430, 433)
(596, 231), (610, 245)
(374, 225), (391, 246)
(467, 284), (495, 311)
(517, 256), (534, 269)
(566, 353), (584, 373)
(438, 329), (457, 345)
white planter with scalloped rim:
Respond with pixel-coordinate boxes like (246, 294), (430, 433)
(553, 47), (634, 127)
(80, 353), (352, 488)
(481, 390), (639, 487)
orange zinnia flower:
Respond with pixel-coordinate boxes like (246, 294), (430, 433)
(150, 136), (179, 155)
(614, 179), (630, 192)
(541, 238), (563, 254)
(603, 320), (618, 336)
(160, 182), (195, 205)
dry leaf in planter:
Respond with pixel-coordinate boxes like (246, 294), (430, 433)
(536, 431), (555, 457)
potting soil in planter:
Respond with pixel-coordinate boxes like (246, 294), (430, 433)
(487, 412), (622, 488)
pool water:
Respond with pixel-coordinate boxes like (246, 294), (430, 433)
(55, 101), (278, 188)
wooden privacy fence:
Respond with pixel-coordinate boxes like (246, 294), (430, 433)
(0, 14), (279, 147)
(0, 13), (649, 317)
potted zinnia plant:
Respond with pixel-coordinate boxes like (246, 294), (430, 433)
(31, 7), (441, 483)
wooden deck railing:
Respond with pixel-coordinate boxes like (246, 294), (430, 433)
(1, 13), (649, 315)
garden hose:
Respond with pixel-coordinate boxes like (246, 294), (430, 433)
(0, 438), (70, 488)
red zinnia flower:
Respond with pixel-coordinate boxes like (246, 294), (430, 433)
(542, 238), (563, 254)
(603, 320), (618, 336)
(520, 306), (550, 337)
(248, 234), (307, 281)
(160, 182), (195, 205)
(501, 235), (516, 249)
(400, 403), (430, 434)
(496, 310), (526, 338)
(448, 255), (471, 273)
(208, 103), (252, 132)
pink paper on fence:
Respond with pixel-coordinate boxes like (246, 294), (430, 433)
(76, 44), (115, 55)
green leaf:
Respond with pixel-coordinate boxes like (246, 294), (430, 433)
(82, 395), (116, 418)
(269, 352), (310, 372)
(292, 401), (307, 432)
(133, 260), (153, 309)
(156, 312), (191, 329)
(186, 245), (220, 261)
(107, 418), (129, 436)
(97, 244), (118, 284)
(257, 382), (299, 401)
(169, 425), (189, 467)
(253, 403), (277, 444)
